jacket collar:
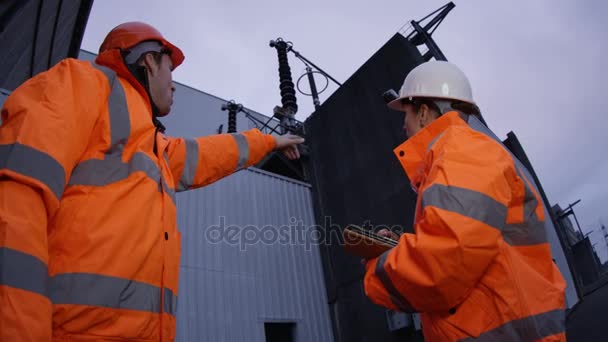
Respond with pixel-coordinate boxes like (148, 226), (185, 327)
(393, 111), (468, 187)
(95, 50), (152, 112)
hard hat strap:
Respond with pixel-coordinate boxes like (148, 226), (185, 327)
(431, 100), (454, 115)
(125, 62), (165, 128)
(123, 41), (164, 64)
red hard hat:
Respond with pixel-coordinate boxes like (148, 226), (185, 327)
(99, 22), (185, 68)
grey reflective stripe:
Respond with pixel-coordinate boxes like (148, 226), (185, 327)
(161, 153), (177, 201)
(0, 247), (48, 298)
(502, 167), (548, 246)
(69, 152), (160, 187)
(0, 143), (65, 200)
(177, 139), (199, 192)
(516, 166), (539, 223)
(90, 63), (131, 151)
(458, 309), (565, 342)
(504, 221), (547, 246)
(164, 288), (178, 316)
(466, 115), (548, 246)
(421, 184), (507, 231)
(375, 250), (416, 313)
(76, 63), (177, 206)
(163, 177), (177, 204)
(465, 115), (503, 145)
(231, 133), (250, 170)
(50, 273), (162, 314)
(69, 152), (176, 205)
(426, 133), (444, 153)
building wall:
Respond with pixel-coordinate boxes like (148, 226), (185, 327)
(175, 168), (333, 342)
(552, 204), (583, 246)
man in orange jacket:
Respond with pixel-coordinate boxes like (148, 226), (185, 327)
(364, 61), (567, 341)
(0, 22), (303, 341)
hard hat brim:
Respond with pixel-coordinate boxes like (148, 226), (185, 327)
(161, 39), (185, 69)
(387, 95), (476, 112)
(387, 97), (410, 111)
(100, 22), (185, 70)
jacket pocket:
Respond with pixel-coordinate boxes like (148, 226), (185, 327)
(441, 286), (498, 339)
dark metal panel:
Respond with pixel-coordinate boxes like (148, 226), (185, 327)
(304, 33), (425, 342)
(0, 0), (93, 91)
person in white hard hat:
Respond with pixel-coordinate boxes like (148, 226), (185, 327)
(363, 61), (567, 341)
(388, 60), (480, 137)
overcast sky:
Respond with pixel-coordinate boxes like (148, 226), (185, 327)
(82, 0), (608, 261)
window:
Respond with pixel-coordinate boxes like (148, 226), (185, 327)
(264, 322), (295, 342)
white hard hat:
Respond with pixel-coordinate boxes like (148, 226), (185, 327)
(388, 60), (475, 111)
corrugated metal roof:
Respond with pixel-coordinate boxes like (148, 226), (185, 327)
(176, 168), (333, 341)
(0, 1), (93, 90)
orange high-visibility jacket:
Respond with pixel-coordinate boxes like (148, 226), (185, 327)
(0, 49), (276, 341)
(364, 112), (566, 341)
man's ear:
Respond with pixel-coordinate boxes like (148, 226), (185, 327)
(419, 104), (430, 122)
(141, 53), (159, 76)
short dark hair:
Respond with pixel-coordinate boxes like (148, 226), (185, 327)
(409, 98), (442, 116)
(405, 97), (480, 116)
